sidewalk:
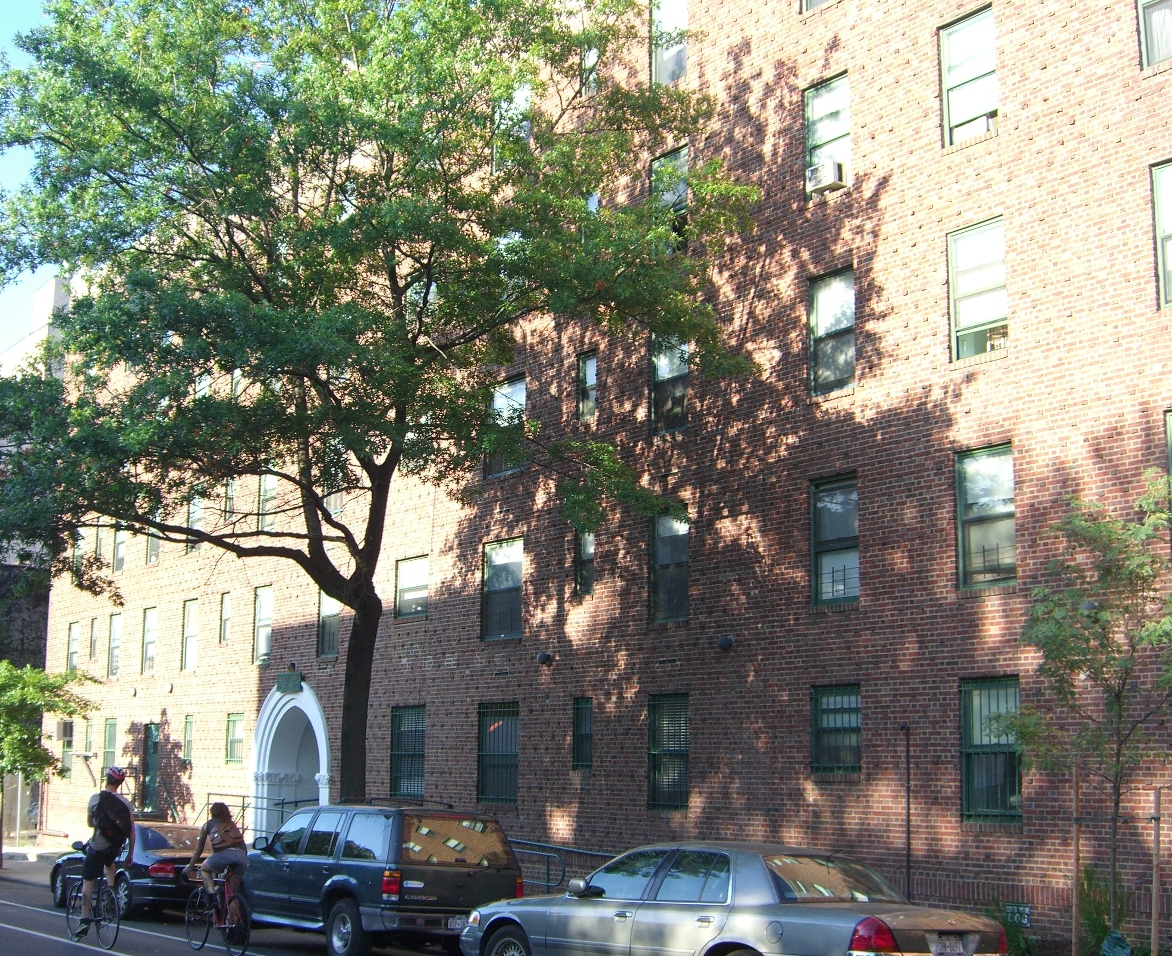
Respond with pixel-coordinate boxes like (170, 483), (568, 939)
(2, 835), (75, 863)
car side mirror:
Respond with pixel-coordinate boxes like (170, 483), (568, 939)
(568, 878), (603, 898)
(72, 841), (85, 852)
(252, 835), (269, 852)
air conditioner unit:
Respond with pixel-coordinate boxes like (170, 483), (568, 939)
(806, 161), (847, 195)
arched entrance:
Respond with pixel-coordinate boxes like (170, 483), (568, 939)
(250, 679), (331, 838)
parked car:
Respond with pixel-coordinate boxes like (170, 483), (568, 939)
(461, 842), (1008, 956)
(247, 803), (523, 956)
(49, 822), (202, 917)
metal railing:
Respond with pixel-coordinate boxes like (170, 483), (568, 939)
(199, 792), (321, 834)
(508, 839), (616, 891)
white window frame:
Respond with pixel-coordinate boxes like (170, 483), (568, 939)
(1140, 0), (1172, 69)
(949, 217), (1008, 360)
(940, 8), (998, 145)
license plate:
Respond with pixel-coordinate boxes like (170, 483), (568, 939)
(448, 917), (468, 931)
(932, 935), (965, 956)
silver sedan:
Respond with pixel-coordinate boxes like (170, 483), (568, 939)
(460, 842), (1006, 956)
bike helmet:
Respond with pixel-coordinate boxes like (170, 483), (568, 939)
(105, 766), (126, 784)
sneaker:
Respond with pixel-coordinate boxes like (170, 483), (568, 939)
(71, 923), (90, 940)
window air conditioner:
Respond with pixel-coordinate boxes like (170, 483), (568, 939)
(805, 161), (847, 195)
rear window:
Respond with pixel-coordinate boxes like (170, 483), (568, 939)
(400, 815), (514, 867)
(341, 812), (392, 862)
(142, 826), (200, 851)
(763, 855), (905, 903)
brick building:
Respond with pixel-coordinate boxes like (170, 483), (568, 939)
(39, 0), (1172, 943)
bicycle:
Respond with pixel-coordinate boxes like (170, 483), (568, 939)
(64, 864), (121, 950)
(184, 862), (251, 956)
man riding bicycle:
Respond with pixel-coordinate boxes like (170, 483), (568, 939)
(186, 802), (248, 895)
(74, 766), (135, 940)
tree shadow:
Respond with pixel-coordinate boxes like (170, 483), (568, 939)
(120, 710), (194, 823)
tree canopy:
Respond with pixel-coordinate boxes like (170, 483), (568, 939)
(0, 0), (756, 799)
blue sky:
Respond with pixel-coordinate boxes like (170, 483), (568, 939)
(0, 0), (56, 355)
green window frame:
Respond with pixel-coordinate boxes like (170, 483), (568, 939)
(957, 445), (1015, 588)
(572, 697), (594, 771)
(804, 74), (850, 191)
(578, 352), (597, 421)
(803, 0), (832, 10)
(182, 599), (198, 671)
(84, 718), (92, 755)
(318, 590), (341, 658)
(483, 539), (523, 639)
(1140, 0), (1172, 68)
(949, 217), (1007, 360)
(254, 585), (273, 664)
(648, 694), (688, 811)
(60, 720), (74, 779)
(477, 702), (519, 805)
(102, 718), (117, 777)
(940, 8), (998, 145)
(390, 705), (426, 800)
(651, 0), (687, 85)
(66, 622), (79, 673)
(576, 532), (595, 596)
(141, 607), (157, 676)
(396, 555), (429, 619)
(812, 476), (859, 604)
(652, 515), (689, 622)
(225, 713), (245, 765)
(1154, 162), (1172, 308)
(961, 677), (1021, 820)
(486, 377), (526, 477)
(810, 269), (856, 394)
(811, 685), (861, 773)
(223, 479), (236, 519)
(651, 336), (689, 433)
(107, 614), (121, 679)
(183, 715), (194, 762)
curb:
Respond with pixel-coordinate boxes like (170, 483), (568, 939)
(3, 849), (65, 862)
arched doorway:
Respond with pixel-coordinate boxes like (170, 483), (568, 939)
(250, 679), (331, 838)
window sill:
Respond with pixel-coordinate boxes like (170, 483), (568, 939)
(809, 385), (855, 406)
(811, 771), (861, 783)
(1142, 58), (1172, 79)
(481, 635), (523, 643)
(943, 127), (998, 154)
(805, 184), (851, 209)
(395, 615), (427, 624)
(958, 582), (1018, 598)
(961, 817), (1023, 831)
(316, 654), (338, 663)
(799, 0), (847, 20)
(814, 600), (858, 613)
(484, 467), (524, 481)
(951, 345), (1008, 369)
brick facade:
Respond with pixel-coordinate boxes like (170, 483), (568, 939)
(40, 0), (1172, 945)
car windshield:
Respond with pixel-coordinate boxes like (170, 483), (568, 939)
(763, 854), (906, 903)
(141, 825), (201, 851)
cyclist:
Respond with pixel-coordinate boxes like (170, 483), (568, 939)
(74, 766), (135, 940)
(185, 802), (248, 898)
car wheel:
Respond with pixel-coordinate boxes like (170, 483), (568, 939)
(485, 925), (531, 956)
(326, 898), (371, 956)
(114, 874), (136, 918)
(51, 867), (67, 908)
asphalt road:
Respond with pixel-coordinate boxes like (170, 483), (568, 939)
(0, 858), (375, 956)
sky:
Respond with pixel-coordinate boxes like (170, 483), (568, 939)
(0, 0), (56, 356)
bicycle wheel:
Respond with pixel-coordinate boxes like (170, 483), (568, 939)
(185, 887), (212, 950)
(64, 880), (84, 938)
(221, 895), (250, 956)
(94, 883), (121, 950)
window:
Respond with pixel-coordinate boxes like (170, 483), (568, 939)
(342, 812), (392, 862)
(957, 446), (1015, 587)
(182, 599), (198, 671)
(477, 702), (519, 804)
(94, 522), (106, 561)
(581, 45), (600, 96)
(270, 809), (313, 855)
(195, 372), (210, 397)
(588, 849), (671, 899)
(391, 705), (426, 799)
(107, 614), (121, 678)
(60, 720), (73, 778)
(254, 585), (273, 664)
(145, 527), (160, 565)
(1140, 0), (1172, 68)
(652, 515), (689, 622)
(803, 0), (832, 10)
(1155, 162), (1172, 308)
(572, 697), (593, 771)
(486, 377), (526, 477)
(84, 718), (92, 755)
(804, 75), (850, 191)
(141, 607), (157, 676)
(961, 677), (1021, 819)
(811, 685), (861, 772)
(651, 0), (687, 85)
(102, 718), (117, 777)
(225, 714), (244, 765)
(187, 496), (203, 552)
(813, 477), (859, 603)
(112, 526), (126, 572)
(578, 352), (597, 421)
(396, 556), (429, 619)
(89, 618), (99, 659)
(949, 218), (1007, 359)
(318, 591), (341, 657)
(223, 479), (236, 520)
(303, 810), (346, 857)
(231, 368), (243, 398)
(258, 473), (277, 530)
(940, 8), (998, 144)
(183, 715), (194, 762)
(648, 693), (688, 810)
(219, 592), (231, 643)
(651, 148), (688, 245)
(324, 489), (344, 515)
(655, 851), (731, 903)
(810, 270), (856, 394)
(67, 622), (79, 673)
(482, 539), (523, 639)
(652, 336), (689, 432)
(576, 532), (595, 596)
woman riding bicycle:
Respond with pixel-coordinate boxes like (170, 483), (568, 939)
(186, 802), (248, 894)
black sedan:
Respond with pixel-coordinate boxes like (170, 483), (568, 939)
(50, 822), (202, 918)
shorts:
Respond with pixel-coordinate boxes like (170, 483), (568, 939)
(81, 844), (121, 881)
(203, 846), (248, 876)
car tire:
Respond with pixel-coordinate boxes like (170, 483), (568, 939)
(51, 867), (67, 908)
(325, 898), (371, 956)
(485, 925), (531, 956)
(115, 874), (136, 919)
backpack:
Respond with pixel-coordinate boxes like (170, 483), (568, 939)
(93, 790), (132, 849)
(211, 817), (244, 849)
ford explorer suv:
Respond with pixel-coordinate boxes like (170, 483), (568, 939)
(247, 804), (522, 956)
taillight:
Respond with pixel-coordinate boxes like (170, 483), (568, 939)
(848, 917), (899, 953)
(148, 861), (176, 878)
(515, 877), (524, 898)
(382, 870), (401, 902)
(997, 927), (1008, 954)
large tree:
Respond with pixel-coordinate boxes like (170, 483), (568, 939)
(0, 0), (755, 800)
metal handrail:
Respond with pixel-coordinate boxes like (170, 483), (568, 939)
(508, 839), (616, 890)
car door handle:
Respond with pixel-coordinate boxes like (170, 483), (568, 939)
(321, 866), (331, 874)
(280, 861), (291, 869)
(695, 916), (715, 925)
(613, 911), (633, 921)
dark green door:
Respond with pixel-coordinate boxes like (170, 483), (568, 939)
(142, 723), (159, 812)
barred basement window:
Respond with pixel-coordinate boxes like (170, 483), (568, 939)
(812, 476), (859, 603)
(572, 697), (593, 771)
(651, 0), (687, 85)
(652, 515), (689, 622)
(141, 607), (157, 676)
(477, 702), (519, 805)
(811, 685), (861, 773)
(957, 446), (1015, 587)
(961, 677), (1021, 819)
(226, 714), (245, 765)
(940, 8), (998, 145)
(483, 539), (523, 639)
(318, 591), (340, 657)
(949, 218), (1007, 359)
(649, 694), (688, 811)
(391, 705), (426, 800)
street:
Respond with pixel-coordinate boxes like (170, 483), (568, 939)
(0, 859), (393, 956)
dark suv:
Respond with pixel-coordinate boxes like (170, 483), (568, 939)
(247, 804), (522, 956)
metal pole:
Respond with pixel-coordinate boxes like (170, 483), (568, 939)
(900, 724), (911, 901)
(1153, 789), (1161, 956)
(1073, 765), (1081, 956)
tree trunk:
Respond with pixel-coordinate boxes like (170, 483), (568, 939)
(1110, 781), (1122, 928)
(337, 592), (384, 804)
